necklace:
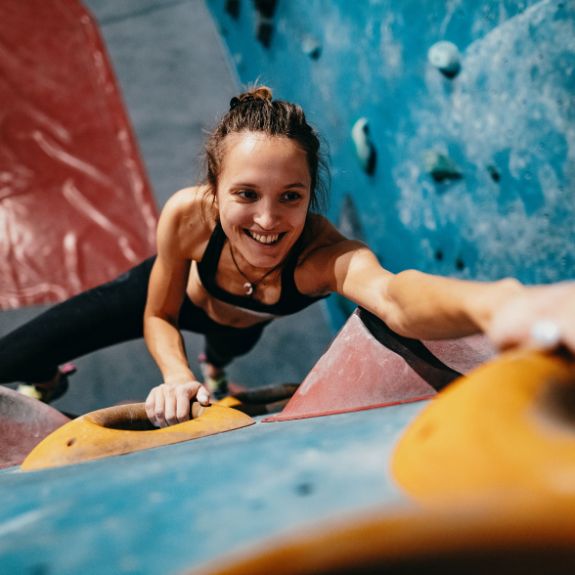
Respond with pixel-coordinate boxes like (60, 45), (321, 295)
(228, 244), (283, 297)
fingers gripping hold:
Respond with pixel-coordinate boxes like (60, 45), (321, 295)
(489, 282), (575, 355)
(145, 381), (209, 428)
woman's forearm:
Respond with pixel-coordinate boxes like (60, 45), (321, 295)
(144, 315), (197, 383)
(383, 270), (523, 340)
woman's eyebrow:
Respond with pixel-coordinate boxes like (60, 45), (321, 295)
(230, 181), (307, 189)
(284, 182), (307, 189)
(230, 181), (258, 188)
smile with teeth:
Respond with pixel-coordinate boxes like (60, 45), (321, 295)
(245, 229), (284, 245)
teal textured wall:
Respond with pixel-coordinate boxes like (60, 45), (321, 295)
(207, 0), (574, 327)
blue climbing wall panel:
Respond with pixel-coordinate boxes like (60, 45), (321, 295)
(207, 0), (575, 327)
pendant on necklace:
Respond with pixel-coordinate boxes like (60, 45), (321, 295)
(243, 282), (254, 296)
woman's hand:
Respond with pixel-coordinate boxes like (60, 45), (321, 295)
(488, 282), (575, 354)
(145, 380), (211, 427)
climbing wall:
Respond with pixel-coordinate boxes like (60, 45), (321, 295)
(207, 0), (575, 328)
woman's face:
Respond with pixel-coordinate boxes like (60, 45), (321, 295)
(216, 132), (312, 270)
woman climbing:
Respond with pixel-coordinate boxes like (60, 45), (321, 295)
(1, 86), (571, 427)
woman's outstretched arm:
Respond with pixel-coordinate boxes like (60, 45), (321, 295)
(308, 226), (522, 342)
(320, 231), (574, 355)
(346, 249), (520, 340)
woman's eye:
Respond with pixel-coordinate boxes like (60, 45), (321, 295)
(282, 191), (302, 202)
(237, 189), (258, 200)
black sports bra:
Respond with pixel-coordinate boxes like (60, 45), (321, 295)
(196, 222), (328, 316)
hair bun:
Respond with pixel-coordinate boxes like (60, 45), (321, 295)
(229, 86), (273, 110)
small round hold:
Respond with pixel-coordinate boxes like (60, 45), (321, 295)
(243, 282), (254, 296)
(225, 0), (240, 20)
(428, 41), (461, 78)
(254, 0), (278, 19)
(530, 320), (562, 349)
(256, 19), (274, 48)
(302, 36), (322, 60)
(487, 164), (501, 183)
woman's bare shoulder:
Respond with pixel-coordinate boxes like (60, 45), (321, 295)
(162, 186), (213, 215)
(296, 214), (368, 295)
(157, 186), (216, 260)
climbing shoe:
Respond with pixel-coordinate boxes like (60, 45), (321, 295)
(198, 354), (229, 400)
(17, 363), (76, 404)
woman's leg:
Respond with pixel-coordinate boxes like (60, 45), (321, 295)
(0, 257), (155, 385)
(203, 321), (269, 369)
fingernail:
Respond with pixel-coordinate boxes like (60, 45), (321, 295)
(530, 320), (561, 349)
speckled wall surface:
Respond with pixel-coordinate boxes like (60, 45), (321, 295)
(207, 0), (575, 327)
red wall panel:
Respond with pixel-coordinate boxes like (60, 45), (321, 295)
(0, 0), (158, 309)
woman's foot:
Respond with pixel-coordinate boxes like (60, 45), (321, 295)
(198, 354), (229, 400)
(17, 363), (76, 403)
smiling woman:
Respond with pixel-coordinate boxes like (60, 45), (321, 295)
(1, 85), (571, 428)
(215, 132), (311, 271)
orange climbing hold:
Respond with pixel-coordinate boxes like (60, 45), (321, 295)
(21, 402), (254, 471)
(392, 350), (575, 504)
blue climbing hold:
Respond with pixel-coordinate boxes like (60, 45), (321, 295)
(424, 150), (463, 183)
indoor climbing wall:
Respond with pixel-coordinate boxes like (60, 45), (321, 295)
(207, 0), (575, 327)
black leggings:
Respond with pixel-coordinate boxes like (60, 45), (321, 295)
(0, 257), (269, 383)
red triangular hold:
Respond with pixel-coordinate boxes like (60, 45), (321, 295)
(264, 308), (494, 422)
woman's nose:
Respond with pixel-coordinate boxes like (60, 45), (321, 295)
(254, 203), (279, 229)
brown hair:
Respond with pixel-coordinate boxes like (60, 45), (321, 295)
(203, 86), (328, 213)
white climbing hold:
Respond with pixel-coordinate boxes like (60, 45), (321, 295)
(427, 41), (461, 78)
(351, 117), (376, 175)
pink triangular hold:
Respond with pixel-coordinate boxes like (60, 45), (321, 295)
(0, 386), (70, 469)
(264, 309), (494, 422)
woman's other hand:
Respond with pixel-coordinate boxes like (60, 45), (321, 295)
(145, 380), (210, 427)
(488, 282), (575, 355)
